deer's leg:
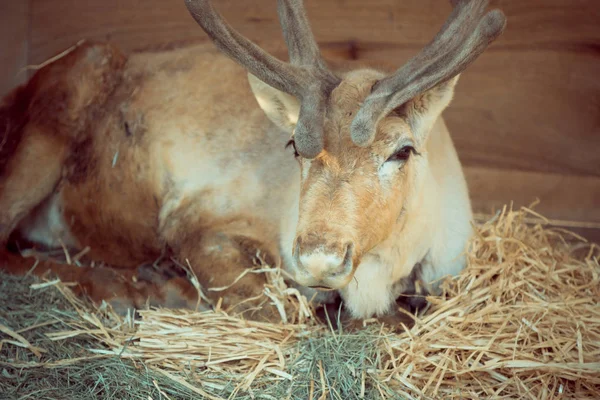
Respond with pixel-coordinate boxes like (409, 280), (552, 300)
(183, 233), (280, 321)
(162, 218), (281, 322)
(393, 262), (430, 315)
(0, 129), (68, 243)
(1, 42), (126, 244)
(0, 249), (139, 314)
(0, 248), (204, 315)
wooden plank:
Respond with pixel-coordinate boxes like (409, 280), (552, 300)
(568, 228), (600, 245)
(28, 0), (600, 63)
(465, 166), (600, 224)
(0, 1), (30, 96)
(466, 166), (600, 243)
(446, 48), (600, 178)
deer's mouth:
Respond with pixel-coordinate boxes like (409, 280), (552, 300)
(308, 285), (335, 291)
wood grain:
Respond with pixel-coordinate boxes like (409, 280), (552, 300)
(466, 166), (600, 243)
(465, 166), (600, 223)
(27, 0), (600, 63)
(0, 1), (30, 97)
(447, 49), (600, 178)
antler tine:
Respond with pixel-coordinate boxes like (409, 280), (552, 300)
(277, 0), (340, 158)
(185, 0), (307, 97)
(350, 0), (507, 146)
(185, 0), (339, 158)
(277, 0), (330, 72)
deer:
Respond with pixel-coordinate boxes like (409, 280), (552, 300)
(0, 0), (506, 327)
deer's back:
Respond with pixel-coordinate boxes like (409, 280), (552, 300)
(13, 43), (299, 266)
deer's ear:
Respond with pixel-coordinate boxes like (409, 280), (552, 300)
(247, 73), (300, 132)
(403, 75), (460, 145)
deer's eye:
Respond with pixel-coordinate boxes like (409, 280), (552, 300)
(386, 145), (415, 163)
(285, 139), (300, 158)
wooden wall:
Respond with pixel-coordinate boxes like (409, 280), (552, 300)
(0, 2), (29, 96)
(1, 0), (599, 238)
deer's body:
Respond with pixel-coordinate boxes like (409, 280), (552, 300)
(0, 0), (505, 324)
(18, 44), (295, 269)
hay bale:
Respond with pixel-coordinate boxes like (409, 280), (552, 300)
(0, 273), (201, 399)
(379, 207), (600, 398)
(2, 206), (599, 399)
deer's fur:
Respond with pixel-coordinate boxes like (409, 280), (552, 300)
(0, 0), (505, 325)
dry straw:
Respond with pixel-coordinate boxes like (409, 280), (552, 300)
(9, 206), (600, 399)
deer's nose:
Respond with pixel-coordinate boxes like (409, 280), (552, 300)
(293, 234), (354, 289)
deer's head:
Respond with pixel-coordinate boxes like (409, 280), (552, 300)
(185, 0), (506, 289)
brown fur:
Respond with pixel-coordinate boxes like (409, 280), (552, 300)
(0, 42), (288, 320)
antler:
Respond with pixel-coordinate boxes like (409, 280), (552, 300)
(184, 0), (340, 158)
(350, 0), (507, 146)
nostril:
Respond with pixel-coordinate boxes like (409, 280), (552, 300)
(332, 241), (354, 277)
(344, 242), (354, 260)
(293, 239), (303, 269)
(344, 242), (354, 264)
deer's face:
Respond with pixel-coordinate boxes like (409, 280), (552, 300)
(250, 69), (457, 289)
(291, 71), (424, 289)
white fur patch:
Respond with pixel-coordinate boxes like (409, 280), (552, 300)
(18, 194), (77, 249)
(339, 254), (395, 318)
(299, 251), (344, 280)
(157, 133), (264, 225)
